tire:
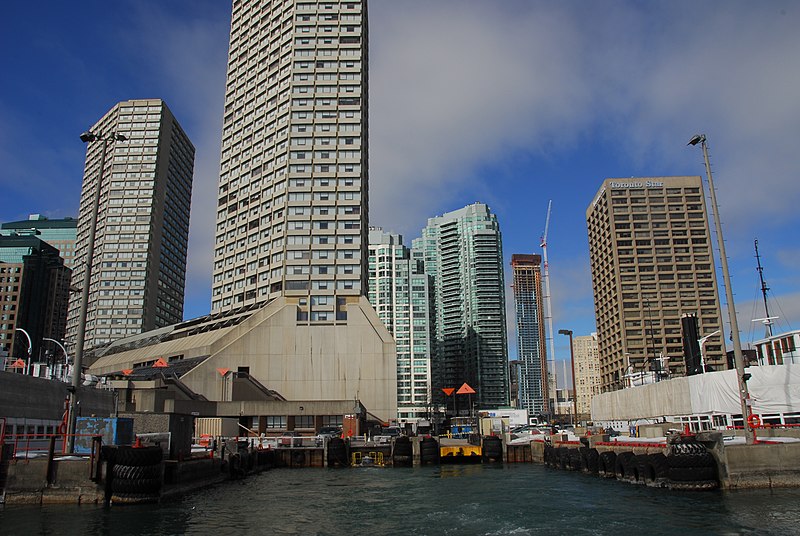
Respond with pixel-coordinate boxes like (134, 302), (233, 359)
(578, 447), (590, 472)
(558, 447), (570, 470)
(668, 452), (715, 469)
(112, 464), (161, 480)
(615, 452), (636, 481)
(586, 449), (600, 474)
(568, 449), (582, 471)
(648, 453), (669, 479)
(111, 477), (161, 494)
(668, 465), (718, 482)
(115, 446), (163, 467)
(599, 451), (617, 478)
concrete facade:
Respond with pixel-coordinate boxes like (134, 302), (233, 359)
(67, 99), (195, 354)
(89, 297), (397, 421)
(573, 333), (601, 419)
(212, 0), (370, 313)
(0, 372), (114, 422)
(586, 176), (725, 392)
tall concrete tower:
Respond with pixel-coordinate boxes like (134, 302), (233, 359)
(67, 99), (195, 354)
(211, 0), (369, 320)
(586, 176), (725, 392)
(511, 254), (548, 417)
(413, 203), (509, 411)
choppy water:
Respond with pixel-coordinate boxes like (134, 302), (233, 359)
(3, 464), (800, 535)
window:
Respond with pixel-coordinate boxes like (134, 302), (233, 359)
(294, 415), (314, 428)
(265, 416), (286, 429)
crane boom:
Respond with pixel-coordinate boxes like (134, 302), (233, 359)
(541, 201), (557, 417)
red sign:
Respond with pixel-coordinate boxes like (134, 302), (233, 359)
(9, 358), (26, 369)
(441, 387), (455, 396)
(122, 369), (133, 376)
(216, 368), (230, 376)
(456, 383), (476, 395)
(152, 358), (168, 368)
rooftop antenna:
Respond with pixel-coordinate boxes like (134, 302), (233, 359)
(754, 239), (774, 338)
(540, 200), (557, 416)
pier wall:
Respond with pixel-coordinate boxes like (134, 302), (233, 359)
(721, 442), (800, 489)
(3, 459), (102, 504)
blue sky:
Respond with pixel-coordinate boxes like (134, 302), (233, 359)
(2, 1), (799, 370)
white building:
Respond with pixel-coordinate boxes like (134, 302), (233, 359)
(368, 228), (432, 424)
(754, 330), (800, 365)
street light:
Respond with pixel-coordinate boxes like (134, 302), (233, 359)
(43, 338), (69, 382)
(14, 328), (32, 375)
(68, 129), (126, 451)
(698, 330), (721, 373)
(558, 329), (578, 426)
(688, 134), (754, 444)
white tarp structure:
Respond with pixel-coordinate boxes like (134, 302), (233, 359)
(592, 365), (800, 421)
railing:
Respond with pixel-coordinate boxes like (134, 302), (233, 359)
(4, 433), (102, 459)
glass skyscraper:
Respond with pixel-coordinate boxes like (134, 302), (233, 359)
(413, 203), (509, 411)
(511, 253), (548, 417)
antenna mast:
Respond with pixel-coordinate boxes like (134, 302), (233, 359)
(540, 200), (557, 417)
(754, 238), (773, 338)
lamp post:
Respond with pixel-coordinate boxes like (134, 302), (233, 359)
(68, 130), (126, 452)
(698, 330), (721, 374)
(43, 338), (69, 382)
(558, 329), (578, 426)
(688, 134), (754, 444)
(14, 328), (32, 375)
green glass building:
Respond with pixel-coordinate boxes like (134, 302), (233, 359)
(413, 203), (509, 411)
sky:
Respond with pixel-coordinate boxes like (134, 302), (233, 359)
(2, 1), (799, 370)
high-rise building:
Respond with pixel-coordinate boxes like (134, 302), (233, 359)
(413, 203), (509, 410)
(67, 99), (195, 353)
(573, 333), (600, 419)
(586, 176), (725, 392)
(510, 254), (548, 417)
(0, 235), (71, 371)
(211, 0), (369, 318)
(368, 228), (432, 424)
(1, 215), (78, 269)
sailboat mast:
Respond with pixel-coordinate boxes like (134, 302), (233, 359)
(755, 238), (773, 337)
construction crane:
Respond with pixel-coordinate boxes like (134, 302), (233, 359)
(540, 200), (557, 417)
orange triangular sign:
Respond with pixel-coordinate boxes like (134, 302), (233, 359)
(217, 368), (230, 376)
(441, 387), (455, 396)
(456, 383), (476, 395)
(10, 358), (26, 369)
(152, 358), (168, 368)
(122, 369), (133, 376)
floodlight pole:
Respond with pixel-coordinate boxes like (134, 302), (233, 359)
(689, 134), (754, 444)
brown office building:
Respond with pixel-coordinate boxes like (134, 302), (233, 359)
(586, 176), (725, 392)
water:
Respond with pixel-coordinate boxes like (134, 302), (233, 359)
(3, 465), (800, 535)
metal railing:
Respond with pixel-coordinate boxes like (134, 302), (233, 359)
(3, 433), (101, 459)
